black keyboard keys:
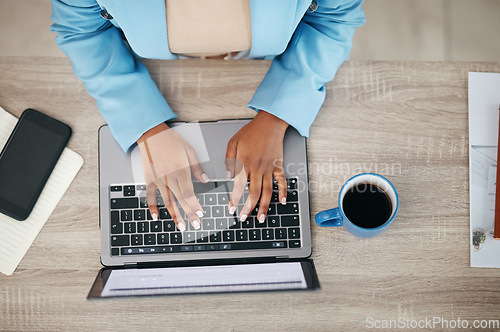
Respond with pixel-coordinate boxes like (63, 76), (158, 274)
(111, 235), (129, 246)
(223, 230), (235, 242)
(110, 211), (122, 234)
(288, 228), (300, 239)
(277, 203), (299, 215)
(111, 198), (138, 209)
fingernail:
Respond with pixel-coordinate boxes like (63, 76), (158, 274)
(196, 210), (204, 218)
(229, 205), (236, 214)
(226, 170), (232, 179)
(281, 198), (286, 205)
(193, 220), (200, 230)
(259, 215), (266, 223)
(152, 213), (158, 221)
(240, 214), (247, 222)
(178, 223), (186, 232)
(201, 173), (210, 183)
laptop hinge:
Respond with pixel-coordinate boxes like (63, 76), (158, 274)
(124, 262), (137, 268)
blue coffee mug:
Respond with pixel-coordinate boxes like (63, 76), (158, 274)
(315, 173), (399, 238)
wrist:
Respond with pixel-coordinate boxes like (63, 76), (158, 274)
(137, 123), (170, 144)
(255, 110), (289, 133)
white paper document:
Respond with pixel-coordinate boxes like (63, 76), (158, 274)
(101, 262), (307, 297)
(0, 106), (84, 275)
(468, 72), (500, 268)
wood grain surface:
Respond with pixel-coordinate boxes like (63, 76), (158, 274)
(0, 57), (499, 331)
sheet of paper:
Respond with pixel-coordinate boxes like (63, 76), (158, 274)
(101, 262), (307, 297)
(0, 106), (84, 275)
(468, 72), (500, 268)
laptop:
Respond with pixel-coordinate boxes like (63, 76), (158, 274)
(89, 119), (319, 298)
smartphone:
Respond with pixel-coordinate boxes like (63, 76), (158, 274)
(0, 109), (72, 220)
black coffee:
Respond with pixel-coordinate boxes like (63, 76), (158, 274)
(342, 183), (392, 229)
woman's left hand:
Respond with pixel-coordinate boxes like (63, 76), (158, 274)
(225, 111), (289, 223)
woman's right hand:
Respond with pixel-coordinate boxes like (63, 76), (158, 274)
(137, 123), (210, 231)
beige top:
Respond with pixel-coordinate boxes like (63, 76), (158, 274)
(165, 0), (252, 57)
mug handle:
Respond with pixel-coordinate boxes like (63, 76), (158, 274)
(315, 208), (343, 227)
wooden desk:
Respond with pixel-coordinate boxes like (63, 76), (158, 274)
(1, 57), (499, 331)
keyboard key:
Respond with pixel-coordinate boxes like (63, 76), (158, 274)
(289, 240), (301, 248)
(111, 211), (122, 234)
(216, 218), (228, 230)
(272, 242), (286, 248)
(262, 229), (274, 240)
(110, 185), (122, 192)
(281, 215), (299, 227)
(271, 191), (279, 202)
(225, 207), (236, 217)
(123, 188), (135, 197)
(288, 190), (298, 202)
(268, 216), (280, 227)
(223, 230), (235, 242)
(150, 221), (162, 232)
(202, 218), (215, 230)
(137, 185), (146, 191)
(249, 229), (261, 241)
(111, 198), (138, 209)
(228, 218), (240, 229)
(220, 244), (232, 250)
(120, 210), (132, 221)
(144, 234), (156, 245)
(193, 181), (218, 193)
(170, 232), (182, 244)
(137, 222), (149, 233)
(275, 228), (287, 240)
(194, 245), (206, 251)
(236, 230), (248, 241)
(287, 178), (298, 189)
(218, 194), (230, 205)
(255, 219), (267, 228)
(181, 246), (193, 252)
(207, 244), (218, 251)
(197, 231), (209, 243)
(267, 205), (276, 215)
(288, 228), (301, 239)
(202, 206), (211, 217)
(131, 234), (143, 245)
(242, 217), (254, 228)
(210, 231), (221, 242)
(196, 194), (204, 205)
(111, 235), (129, 246)
(163, 220), (176, 232)
(277, 203), (299, 215)
(146, 210), (153, 220)
(159, 208), (170, 220)
(111, 248), (120, 256)
(212, 206), (224, 217)
(156, 195), (165, 207)
(140, 197), (148, 208)
(124, 185), (135, 191)
(205, 194), (217, 205)
(124, 222), (136, 233)
(134, 209), (146, 221)
(157, 233), (169, 244)
(183, 232), (196, 243)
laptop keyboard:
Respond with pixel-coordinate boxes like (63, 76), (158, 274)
(108, 178), (301, 256)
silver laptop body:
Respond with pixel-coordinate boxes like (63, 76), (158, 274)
(99, 119), (311, 267)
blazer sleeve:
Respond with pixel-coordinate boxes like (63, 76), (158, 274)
(247, 0), (365, 137)
(50, 0), (177, 151)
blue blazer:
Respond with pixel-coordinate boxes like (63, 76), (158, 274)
(51, 0), (365, 151)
